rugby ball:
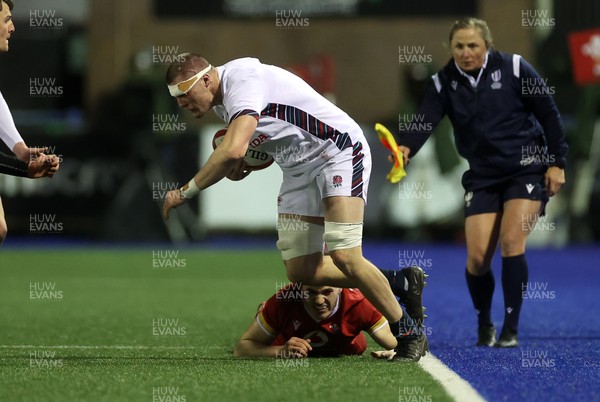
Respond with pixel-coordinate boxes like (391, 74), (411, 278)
(212, 129), (274, 170)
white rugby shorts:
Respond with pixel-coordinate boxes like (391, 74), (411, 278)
(276, 143), (371, 217)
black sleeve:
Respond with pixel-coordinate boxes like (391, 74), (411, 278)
(398, 77), (447, 158)
(0, 151), (28, 177)
(520, 58), (568, 168)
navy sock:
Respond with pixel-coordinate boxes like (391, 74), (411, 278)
(389, 320), (400, 338)
(465, 269), (495, 327)
(502, 254), (528, 332)
(384, 270), (420, 340)
(392, 307), (419, 341)
(380, 269), (403, 295)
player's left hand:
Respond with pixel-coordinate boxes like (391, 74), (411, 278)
(162, 189), (187, 220)
(28, 153), (60, 178)
(545, 166), (565, 197)
(370, 350), (397, 361)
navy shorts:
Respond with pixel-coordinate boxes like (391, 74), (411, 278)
(464, 174), (549, 218)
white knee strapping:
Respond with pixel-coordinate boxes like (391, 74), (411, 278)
(276, 220), (324, 261)
(323, 221), (363, 251)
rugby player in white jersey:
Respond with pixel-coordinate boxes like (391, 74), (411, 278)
(162, 54), (427, 361)
(0, 0), (60, 245)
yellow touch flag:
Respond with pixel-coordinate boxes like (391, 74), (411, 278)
(375, 123), (406, 183)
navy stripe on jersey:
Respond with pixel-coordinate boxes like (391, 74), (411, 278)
(260, 103), (364, 197)
(229, 109), (259, 124)
(260, 103), (352, 151)
(351, 141), (365, 197)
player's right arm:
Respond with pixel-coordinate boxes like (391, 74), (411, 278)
(162, 115), (257, 219)
(194, 114), (257, 187)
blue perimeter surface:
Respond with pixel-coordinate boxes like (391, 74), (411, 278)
(363, 243), (600, 402)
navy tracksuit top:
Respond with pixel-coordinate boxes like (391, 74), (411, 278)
(399, 49), (568, 191)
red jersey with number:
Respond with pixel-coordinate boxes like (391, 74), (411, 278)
(256, 286), (387, 357)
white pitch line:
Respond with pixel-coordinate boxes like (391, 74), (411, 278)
(418, 353), (487, 402)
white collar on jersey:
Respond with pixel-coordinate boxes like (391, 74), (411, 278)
(454, 51), (489, 88)
(168, 64), (212, 97)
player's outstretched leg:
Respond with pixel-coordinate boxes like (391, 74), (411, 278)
(321, 197), (429, 361)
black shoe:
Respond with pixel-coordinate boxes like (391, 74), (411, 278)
(393, 334), (429, 362)
(494, 328), (519, 348)
(476, 325), (496, 347)
(398, 266), (427, 325)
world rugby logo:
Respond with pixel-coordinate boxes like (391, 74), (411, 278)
(491, 70), (502, 89)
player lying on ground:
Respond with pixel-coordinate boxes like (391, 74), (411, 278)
(162, 53), (427, 361)
(234, 266), (426, 360)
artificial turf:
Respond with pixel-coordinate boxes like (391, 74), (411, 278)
(0, 249), (452, 402)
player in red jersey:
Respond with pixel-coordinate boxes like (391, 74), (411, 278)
(234, 283), (398, 358)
